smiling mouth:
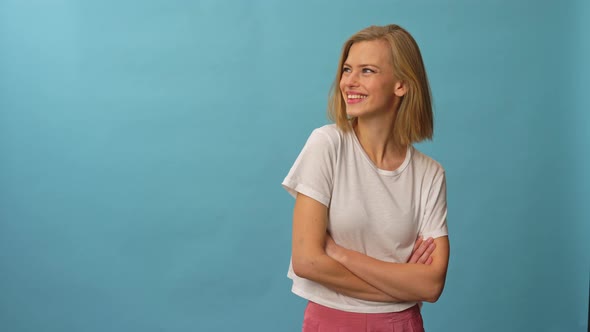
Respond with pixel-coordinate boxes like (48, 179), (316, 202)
(347, 94), (367, 99)
(346, 94), (367, 103)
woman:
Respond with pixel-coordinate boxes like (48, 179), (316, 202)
(282, 24), (449, 331)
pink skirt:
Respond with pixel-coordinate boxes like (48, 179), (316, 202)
(302, 301), (425, 332)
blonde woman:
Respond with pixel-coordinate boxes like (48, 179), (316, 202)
(282, 25), (449, 331)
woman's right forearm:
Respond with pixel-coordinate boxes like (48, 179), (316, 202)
(293, 252), (401, 302)
(291, 193), (401, 303)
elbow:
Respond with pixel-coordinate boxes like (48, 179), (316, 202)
(291, 260), (308, 278)
(292, 257), (317, 280)
(424, 293), (442, 303)
(422, 281), (445, 303)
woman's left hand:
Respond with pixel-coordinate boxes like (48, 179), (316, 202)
(407, 237), (436, 265)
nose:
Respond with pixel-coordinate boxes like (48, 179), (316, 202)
(341, 71), (359, 88)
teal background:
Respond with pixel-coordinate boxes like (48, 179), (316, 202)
(1, 1), (588, 331)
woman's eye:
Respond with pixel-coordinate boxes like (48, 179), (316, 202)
(342, 67), (351, 73)
(362, 68), (375, 73)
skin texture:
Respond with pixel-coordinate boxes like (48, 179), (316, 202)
(292, 193), (400, 302)
(291, 39), (449, 303)
(325, 234), (449, 302)
(291, 194), (438, 302)
(340, 40), (405, 121)
(340, 40), (408, 170)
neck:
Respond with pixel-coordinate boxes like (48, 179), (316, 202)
(353, 115), (407, 170)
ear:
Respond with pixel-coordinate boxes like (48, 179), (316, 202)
(394, 81), (407, 97)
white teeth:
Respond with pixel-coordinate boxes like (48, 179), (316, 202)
(347, 94), (367, 99)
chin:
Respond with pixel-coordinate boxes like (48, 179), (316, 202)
(346, 109), (371, 119)
(346, 107), (365, 118)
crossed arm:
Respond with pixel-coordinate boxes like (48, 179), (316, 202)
(291, 193), (449, 303)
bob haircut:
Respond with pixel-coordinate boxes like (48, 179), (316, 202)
(328, 24), (433, 146)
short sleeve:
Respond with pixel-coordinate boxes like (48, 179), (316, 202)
(281, 129), (335, 207)
(419, 169), (448, 239)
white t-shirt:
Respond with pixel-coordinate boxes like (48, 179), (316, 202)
(282, 124), (448, 313)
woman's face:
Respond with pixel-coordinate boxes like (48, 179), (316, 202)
(339, 40), (405, 120)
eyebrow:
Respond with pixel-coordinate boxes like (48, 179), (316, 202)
(343, 62), (381, 69)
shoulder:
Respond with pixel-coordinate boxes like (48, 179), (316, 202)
(411, 147), (445, 177)
(306, 124), (346, 149)
(311, 124), (345, 141)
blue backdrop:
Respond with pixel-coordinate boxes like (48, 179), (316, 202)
(1, 1), (588, 331)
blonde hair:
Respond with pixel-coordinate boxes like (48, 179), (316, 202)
(328, 24), (433, 146)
